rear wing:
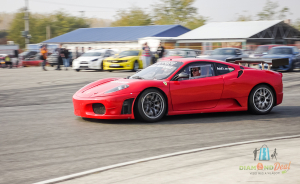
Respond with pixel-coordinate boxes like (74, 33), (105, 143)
(226, 58), (289, 70)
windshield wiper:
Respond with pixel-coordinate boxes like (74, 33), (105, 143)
(131, 76), (144, 79)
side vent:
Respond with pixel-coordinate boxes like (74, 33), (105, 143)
(237, 70), (243, 78)
(121, 98), (134, 114)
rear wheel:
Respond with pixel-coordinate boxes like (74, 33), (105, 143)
(76, 69), (80, 72)
(134, 89), (167, 122)
(132, 61), (139, 72)
(248, 84), (274, 115)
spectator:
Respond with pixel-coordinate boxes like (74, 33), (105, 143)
(156, 42), (165, 58)
(142, 42), (151, 68)
(63, 46), (70, 70)
(75, 47), (81, 59)
(88, 47), (92, 50)
(14, 50), (19, 68)
(56, 44), (63, 70)
(40, 45), (48, 71)
(81, 47), (85, 54)
(4, 55), (12, 68)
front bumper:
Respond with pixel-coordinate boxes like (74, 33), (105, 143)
(103, 61), (134, 70)
(73, 93), (139, 119)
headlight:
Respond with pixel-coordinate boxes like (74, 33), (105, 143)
(91, 58), (98, 62)
(104, 84), (129, 94)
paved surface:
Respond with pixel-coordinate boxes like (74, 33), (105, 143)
(0, 67), (300, 184)
(59, 137), (300, 184)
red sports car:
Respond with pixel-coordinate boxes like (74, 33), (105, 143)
(73, 59), (283, 122)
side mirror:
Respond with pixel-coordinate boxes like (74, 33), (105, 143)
(262, 52), (268, 55)
(175, 72), (189, 80)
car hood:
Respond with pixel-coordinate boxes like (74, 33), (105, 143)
(76, 56), (102, 61)
(75, 78), (162, 98)
(262, 55), (292, 59)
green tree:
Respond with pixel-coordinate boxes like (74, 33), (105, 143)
(153, 0), (207, 29)
(111, 7), (152, 27)
(7, 10), (90, 48)
(257, 0), (290, 20)
(236, 15), (252, 21)
(293, 18), (300, 31)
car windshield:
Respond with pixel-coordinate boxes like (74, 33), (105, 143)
(130, 61), (183, 80)
(81, 52), (103, 57)
(118, 50), (139, 56)
(19, 51), (30, 56)
(254, 46), (269, 54)
(165, 50), (186, 57)
(211, 49), (235, 55)
(269, 48), (293, 55)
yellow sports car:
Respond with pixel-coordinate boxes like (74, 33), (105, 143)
(103, 50), (143, 71)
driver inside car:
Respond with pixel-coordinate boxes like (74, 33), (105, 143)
(191, 67), (201, 77)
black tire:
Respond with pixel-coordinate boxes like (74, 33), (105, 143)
(109, 70), (112, 72)
(248, 84), (275, 115)
(134, 89), (167, 122)
(76, 69), (80, 72)
(51, 64), (54, 67)
(131, 61), (139, 72)
(98, 62), (103, 71)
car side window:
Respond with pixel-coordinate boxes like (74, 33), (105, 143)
(215, 63), (235, 75)
(293, 47), (299, 53)
(104, 51), (110, 57)
(179, 62), (215, 81)
(187, 51), (196, 57)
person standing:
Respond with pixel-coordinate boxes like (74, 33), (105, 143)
(62, 47), (70, 70)
(142, 42), (151, 68)
(4, 55), (12, 68)
(156, 42), (165, 59)
(40, 45), (48, 71)
(56, 44), (63, 70)
(14, 50), (19, 68)
(75, 47), (81, 59)
(81, 47), (85, 55)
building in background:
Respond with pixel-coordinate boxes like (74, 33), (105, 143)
(43, 25), (190, 52)
(176, 20), (300, 52)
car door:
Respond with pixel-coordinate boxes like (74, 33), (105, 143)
(169, 62), (224, 111)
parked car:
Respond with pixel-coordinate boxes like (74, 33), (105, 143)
(103, 50), (143, 72)
(72, 49), (116, 72)
(197, 50), (213, 58)
(159, 49), (198, 62)
(47, 52), (73, 67)
(260, 46), (300, 71)
(249, 45), (281, 58)
(19, 51), (38, 61)
(204, 48), (248, 61)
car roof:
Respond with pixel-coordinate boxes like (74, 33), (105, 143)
(160, 58), (235, 65)
(86, 49), (109, 53)
(214, 47), (240, 50)
(271, 46), (295, 49)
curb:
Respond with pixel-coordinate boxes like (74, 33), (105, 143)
(34, 134), (300, 184)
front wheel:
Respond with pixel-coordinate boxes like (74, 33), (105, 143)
(76, 69), (80, 72)
(248, 85), (274, 115)
(134, 89), (167, 122)
(132, 61), (139, 72)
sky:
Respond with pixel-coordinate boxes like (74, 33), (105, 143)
(2, 0), (300, 23)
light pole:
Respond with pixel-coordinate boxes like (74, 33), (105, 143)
(24, 0), (30, 44)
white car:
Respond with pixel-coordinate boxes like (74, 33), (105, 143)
(72, 49), (116, 72)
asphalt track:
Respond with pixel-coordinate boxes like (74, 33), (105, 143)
(0, 67), (300, 184)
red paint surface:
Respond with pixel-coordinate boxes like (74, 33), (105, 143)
(73, 58), (283, 119)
